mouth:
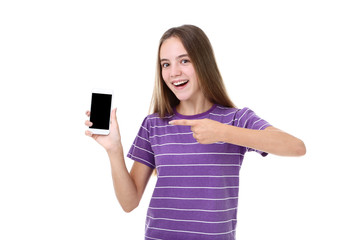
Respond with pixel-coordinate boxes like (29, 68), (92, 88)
(172, 80), (189, 88)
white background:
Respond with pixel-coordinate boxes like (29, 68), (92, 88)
(1, 0), (359, 239)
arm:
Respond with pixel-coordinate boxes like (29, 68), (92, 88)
(85, 109), (153, 212)
(107, 147), (153, 212)
(170, 119), (306, 157)
(220, 125), (306, 157)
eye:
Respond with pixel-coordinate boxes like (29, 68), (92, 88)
(181, 59), (190, 64)
(162, 63), (170, 68)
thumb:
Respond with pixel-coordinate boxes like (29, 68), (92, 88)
(111, 108), (118, 123)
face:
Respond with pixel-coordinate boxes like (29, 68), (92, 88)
(160, 37), (202, 102)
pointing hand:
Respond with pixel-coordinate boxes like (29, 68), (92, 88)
(169, 119), (225, 144)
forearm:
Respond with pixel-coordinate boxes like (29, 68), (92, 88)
(220, 125), (306, 157)
(107, 146), (139, 212)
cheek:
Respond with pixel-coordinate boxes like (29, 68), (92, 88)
(188, 70), (199, 85)
(185, 67), (197, 81)
(162, 69), (169, 82)
(162, 70), (172, 88)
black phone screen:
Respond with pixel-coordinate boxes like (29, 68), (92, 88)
(89, 93), (112, 130)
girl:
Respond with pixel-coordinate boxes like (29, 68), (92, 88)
(85, 25), (306, 240)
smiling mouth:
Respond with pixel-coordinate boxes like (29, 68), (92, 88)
(173, 80), (189, 87)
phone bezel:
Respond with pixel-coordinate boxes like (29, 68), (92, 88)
(89, 88), (113, 135)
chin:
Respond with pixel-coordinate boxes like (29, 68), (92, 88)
(174, 93), (192, 102)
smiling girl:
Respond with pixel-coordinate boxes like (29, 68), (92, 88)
(85, 25), (306, 240)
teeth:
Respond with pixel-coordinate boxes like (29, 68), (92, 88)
(173, 80), (189, 86)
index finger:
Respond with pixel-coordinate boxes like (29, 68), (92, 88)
(169, 119), (197, 126)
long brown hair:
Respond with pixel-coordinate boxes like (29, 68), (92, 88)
(150, 25), (235, 117)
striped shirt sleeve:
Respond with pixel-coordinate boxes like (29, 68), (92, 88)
(127, 116), (155, 169)
(234, 107), (272, 156)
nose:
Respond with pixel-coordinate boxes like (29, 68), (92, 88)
(170, 63), (181, 78)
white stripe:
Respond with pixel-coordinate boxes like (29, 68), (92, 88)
(224, 119), (236, 125)
(155, 186), (239, 189)
(236, 108), (251, 127)
(141, 125), (150, 133)
(128, 153), (155, 168)
(250, 118), (262, 128)
(147, 226), (236, 236)
(147, 114), (174, 120)
(157, 164), (240, 168)
(158, 175), (239, 178)
(132, 144), (154, 155)
(136, 134), (150, 143)
(242, 113), (255, 128)
(149, 124), (174, 129)
(259, 123), (270, 130)
(209, 111), (237, 117)
(145, 236), (163, 240)
(147, 215), (237, 224)
(148, 206), (237, 213)
(152, 141), (225, 147)
(150, 132), (193, 138)
(156, 152), (243, 157)
(151, 196), (238, 201)
(152, 142), (198, 147)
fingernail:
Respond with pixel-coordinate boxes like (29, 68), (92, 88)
(168, 121), (174, 125)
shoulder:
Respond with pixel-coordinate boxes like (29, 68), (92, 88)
(211, 105), (262, 125)
(208, 105), (239, 124)
(231, 107), (271, 129)
(228, 106), (258, 122)
(211, 104), (248, 117)
(212, 105), (256, 116)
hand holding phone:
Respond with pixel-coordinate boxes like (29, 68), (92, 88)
(85, 89), (123, 152)
(89, 89), (113, 135)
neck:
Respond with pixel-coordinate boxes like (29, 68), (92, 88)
(176, 97), (213, 116)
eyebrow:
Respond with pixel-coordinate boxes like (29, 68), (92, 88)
(160, 54), (189, 62)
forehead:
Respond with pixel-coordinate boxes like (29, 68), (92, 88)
(160, 37), (188, 58)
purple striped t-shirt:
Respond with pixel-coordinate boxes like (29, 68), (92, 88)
(127, 104), (271, 240)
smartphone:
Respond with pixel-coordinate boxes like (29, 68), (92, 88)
(89, 89), (113, 135)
